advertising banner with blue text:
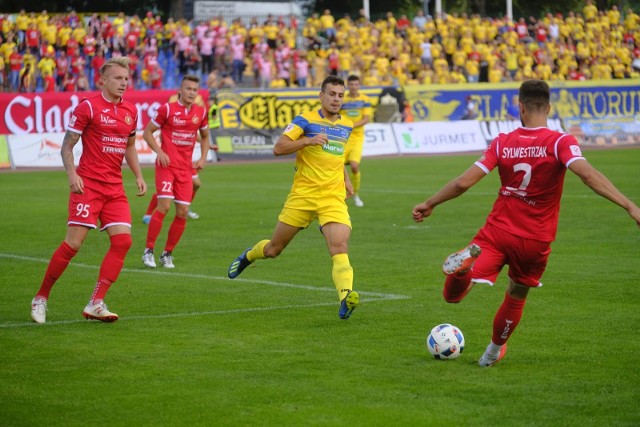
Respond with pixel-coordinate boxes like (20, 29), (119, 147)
(403, 80), (640, 146)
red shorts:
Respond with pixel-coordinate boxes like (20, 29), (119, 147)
(191, 168), (198, 179)
(67, 178), (131, 231)
(155, 166), (193, 205)
(470, 223), (551, 288)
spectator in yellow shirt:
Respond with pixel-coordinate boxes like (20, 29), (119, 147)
(583, 0), (598, 22)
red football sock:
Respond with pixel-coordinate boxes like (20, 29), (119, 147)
(36, 241), (78, 299)
(145, 193), (158, 216)
(443, 270), (473, 303)
(91, 234), (132, 304)
(164, 216), (187, 252)
(146, 210), (166, 249)
(492, 293), (526, 346)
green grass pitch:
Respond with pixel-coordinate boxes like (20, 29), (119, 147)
(1, 148), (639, 426)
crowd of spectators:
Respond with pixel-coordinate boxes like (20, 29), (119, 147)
(1, 2), (639, 94)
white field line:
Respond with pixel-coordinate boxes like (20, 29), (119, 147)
(0, 253), (410, 328)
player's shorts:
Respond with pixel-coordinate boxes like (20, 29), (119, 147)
(470, 223), (551, 288)
(155, 166), (193, 205)
(344, 134), (365, 164)
(67, 178), (131, 231)
(191, 168), (199, 179)
(278, 193), (351, 229)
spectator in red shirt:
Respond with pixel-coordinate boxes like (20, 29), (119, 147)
(91, 49), (106, 89)
(9, 46), (22, 91)
(25, 23), (40, 51)
(43, 71), (55, 92)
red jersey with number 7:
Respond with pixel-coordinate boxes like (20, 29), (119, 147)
(474, 126), (585, 242)
(151, 100), (208, 171)
(67, 93), (138, 185)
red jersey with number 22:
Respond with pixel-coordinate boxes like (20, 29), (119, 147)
(152, 101), (208, 171)
(67, 93), (138, 185)
(475, 126), (585, 242)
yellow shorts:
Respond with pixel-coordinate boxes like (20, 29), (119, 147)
(278, 193), (351, 228)
(344, 135), (364, 164)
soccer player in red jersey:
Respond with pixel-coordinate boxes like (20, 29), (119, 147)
(141, 75), (210, 269)
(412, 79), (640, 366)
(31, 57), (147, 324)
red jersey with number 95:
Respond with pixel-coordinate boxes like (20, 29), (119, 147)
(67, 93), (138, 185)
(474, 126), (585, 242)
(152, 101), (208, 171)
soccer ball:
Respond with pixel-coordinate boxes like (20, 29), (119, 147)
(427, 324), (465, 360)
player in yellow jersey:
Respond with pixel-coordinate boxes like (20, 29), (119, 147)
(227, 76), (360, 320)
(340, 75), (372, 207)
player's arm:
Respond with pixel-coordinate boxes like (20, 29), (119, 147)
(194, 127), (210, 170)
(412, 164), (486, 222)
(124, 134), (147, 197)
(142, 121), (170, 167)
(569, 159), (640, 227)
(344, 166), (354, 199)
(273, 132), (327, 156)
(61, 130), (83, 194)
(353, 113), (370, 128)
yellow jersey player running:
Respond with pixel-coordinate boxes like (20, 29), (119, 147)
(227, 76), (360, 320)
(340, 74), (372, 207)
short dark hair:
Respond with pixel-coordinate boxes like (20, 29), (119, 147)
(519, 79), (550, 112)
(321, 76), (345, 92)
(347, 75), (360, 82)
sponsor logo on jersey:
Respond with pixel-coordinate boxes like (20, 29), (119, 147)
(322, 141), (345, 156)
(100, 114), (117, 125)
(172, 116), (188, 125)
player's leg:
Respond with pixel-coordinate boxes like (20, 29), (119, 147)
(31, 225), (90, 324)
(478, 234), (549, 367)
(228, 196), (312, 279)
(142, 193), (158, 224)
(83, 192), (136, 322)
(161, 201), (189, 269)
(144, 170), (174, 267)
(227, 221), (301, 279)
(160, 172), (193, 268)
(187, 173), (201, 219)
(442, 226), (501, 303)
(321, 222), (359, 319)
(347, 137), (365, 207)
(442, 243), (483, 302)
(478, 279), (529, 367)
(319, 196), (359, 319)
(83, 224), (132, 323)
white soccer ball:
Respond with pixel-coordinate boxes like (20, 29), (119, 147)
(427, 324), (465, 360)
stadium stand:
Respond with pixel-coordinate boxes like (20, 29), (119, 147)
(0, 6), (638, 93)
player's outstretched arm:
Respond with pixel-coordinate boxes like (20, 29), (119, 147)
(125, 135), (147, 197)
(413, 164), (486, 222)
(569, 159), (640, 227)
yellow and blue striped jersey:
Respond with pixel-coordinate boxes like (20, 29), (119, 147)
(340, 93), (372, 139)
(283, 109), (353, 196)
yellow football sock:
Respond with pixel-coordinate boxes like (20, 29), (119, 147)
(332, 253), (353, 301)
(350, 170), (361, 194)
(247, 240), (269, 262)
